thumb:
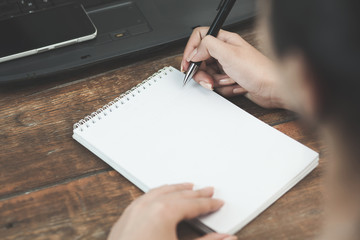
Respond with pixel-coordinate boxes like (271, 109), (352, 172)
(194, 232), (237, 240)
(190, 35), (234, 67)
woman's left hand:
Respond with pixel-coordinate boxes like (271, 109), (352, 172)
(108, 183), (237, 240)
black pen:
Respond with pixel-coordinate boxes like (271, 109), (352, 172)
(183, 0), (236, 85)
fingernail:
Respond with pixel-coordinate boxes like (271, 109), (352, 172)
(186, 48), (198, 62)
(219, 78), (234, 85)
(223, 236), (238, 240)
(182, 183), (194, 187)
(199, 81), (213, 91)
(180, 65), (184, 73)
(233, 88), (244, 94)
(202, 186), (214, 194)
(218, 199), (225, 206)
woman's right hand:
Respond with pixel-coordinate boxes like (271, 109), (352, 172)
(181, 27), (287, 110)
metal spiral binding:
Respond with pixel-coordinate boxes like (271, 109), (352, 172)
(73, 66), (173, 131)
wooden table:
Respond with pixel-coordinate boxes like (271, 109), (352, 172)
(0, 21), (325, 240)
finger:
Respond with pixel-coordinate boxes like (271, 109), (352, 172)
(193, 71), (235, 90)
(190, 36), (236, 68)
(181, 28), (243, 71)
(194, 233), (236, 240)
(194, 187), (215, 198)
(178, 187), (215, 199)
(201, 73), (234, 88)
(183, 28), (243, 62)
(212, 75), (235, 87)
(193, 70), (215, 91)
(181, 198), (224, 220)
(217, 78), (236, 86)
(181, 27), (208, 72)
(197, 62), (234, 88)
(215, 85), (247, 98)
(148, 183), (194, 196)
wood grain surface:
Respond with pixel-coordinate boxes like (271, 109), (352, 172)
(0, 21), (325, 239)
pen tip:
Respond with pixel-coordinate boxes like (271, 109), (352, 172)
(183, 70), (190, 86)
(183, 77), (188, 86)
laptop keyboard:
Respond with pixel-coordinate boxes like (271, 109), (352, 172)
(0, 0), (117, 20)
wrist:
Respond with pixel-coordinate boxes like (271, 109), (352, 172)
(263, 62), (291, 110)
(269, 84), (289, 110)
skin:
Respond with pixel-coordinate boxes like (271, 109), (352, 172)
(108, 183), (237, 240)
(108, 26), (360, 239)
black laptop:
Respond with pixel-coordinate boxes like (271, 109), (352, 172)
(0, 0), (255, 83)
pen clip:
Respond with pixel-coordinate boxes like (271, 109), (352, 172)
(216, 0), (226, 11)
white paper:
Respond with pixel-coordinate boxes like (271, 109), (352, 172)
(73, 66), (319, 234)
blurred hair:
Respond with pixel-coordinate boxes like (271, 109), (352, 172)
(270, 0), (360, 125)
(270, 3), (360, 238)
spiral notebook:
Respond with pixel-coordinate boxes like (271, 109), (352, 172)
(73, 66), (319, 234)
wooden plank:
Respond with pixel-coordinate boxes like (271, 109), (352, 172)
(0, 121), (325, 240)
(237, 167), (324, 240)
(0, 171), (137, 240)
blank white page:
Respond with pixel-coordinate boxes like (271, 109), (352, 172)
(73, 66), (319, 234)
